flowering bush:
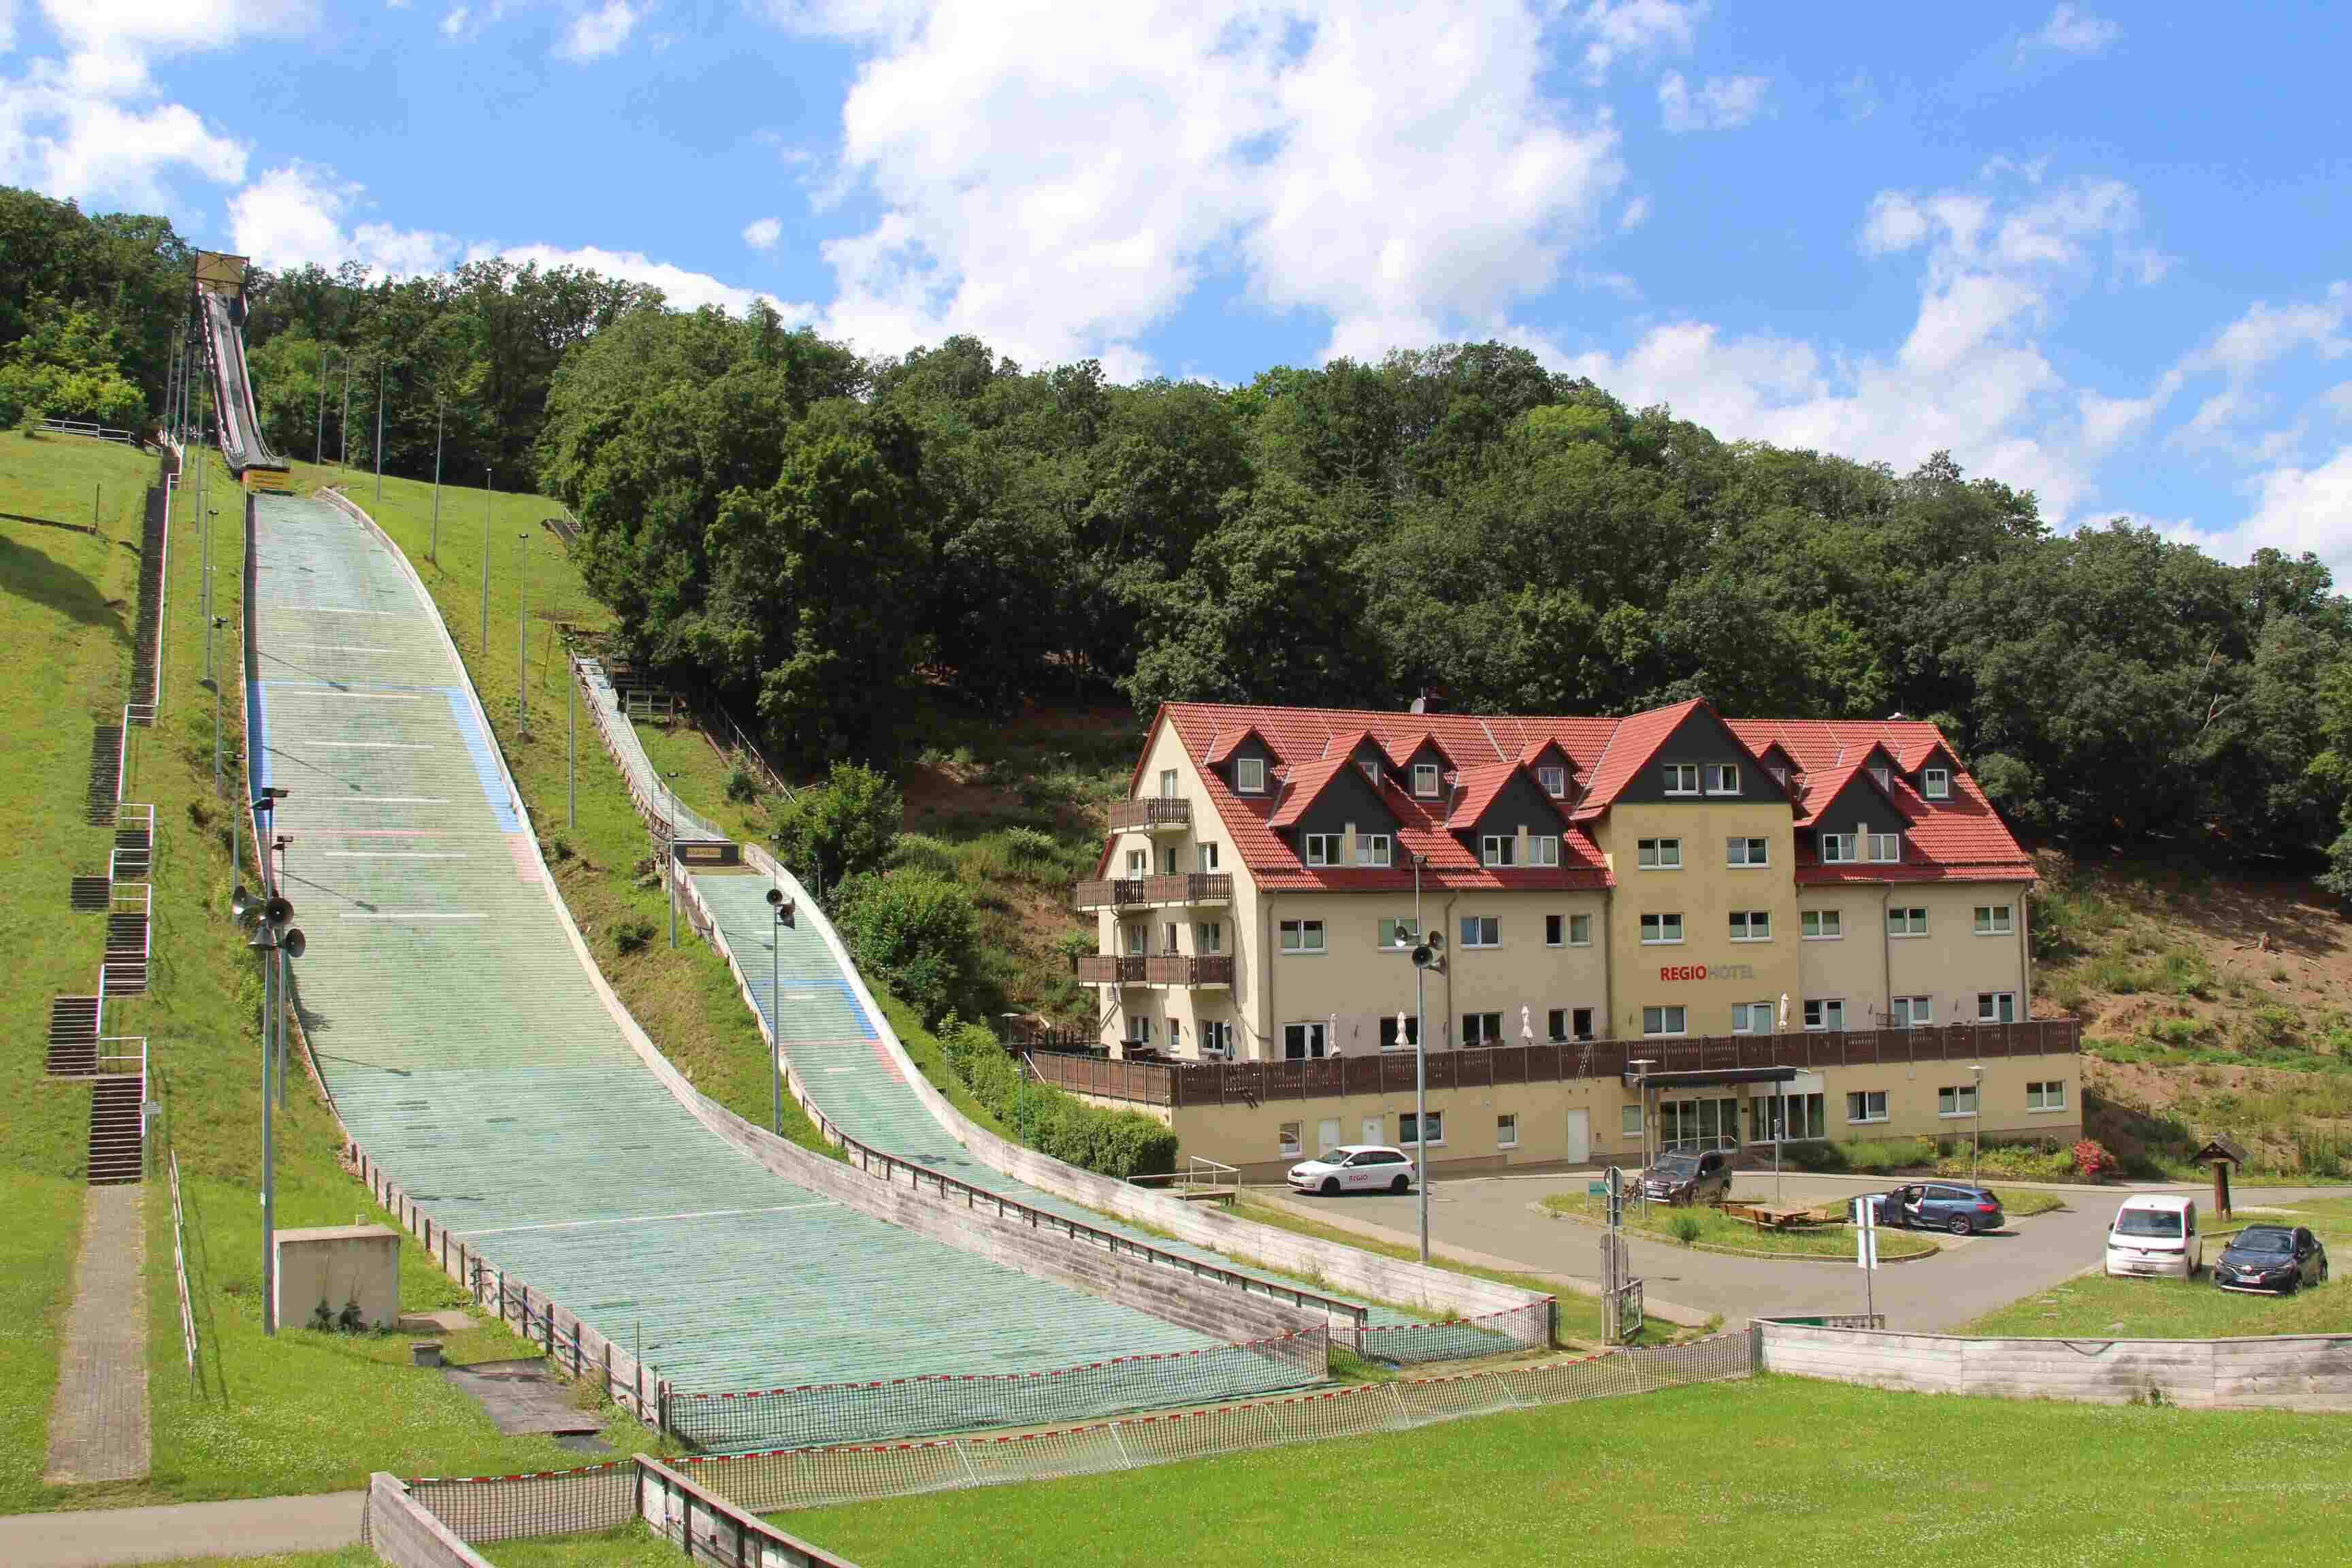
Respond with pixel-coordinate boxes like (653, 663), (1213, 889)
(2071, 1139), (2119, 1181)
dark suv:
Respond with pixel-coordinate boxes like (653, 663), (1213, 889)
(1639, 1149), (1732, 1206)
(2215, 1225), (2329, 1294)
(1863, 1182), (2005, 1235)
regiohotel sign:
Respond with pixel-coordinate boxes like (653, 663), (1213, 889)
(1658, 962), (1757, 982)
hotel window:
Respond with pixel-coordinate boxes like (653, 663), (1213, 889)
(1126, 848), (1148, 877)
(1200, 1020), (1233, 1058)
(1804, 998), (1846, 1031)
(1573, 1006), (1595, 1039)
(1123, 1016), (1153, 1046)
(1642, 1005), (1688, 1036)
(1938, 1083), (1978, 1117)
(1639, 913), (1684, 945)
(1731, 1001), (1773, 1034)
(1360, 756), (1381, 785)
(1801, 909), (1842, 940)
(1888, 906), (1928, 937)
(1976, 992), (2018, 1024)
(1194, 921), (1223, 953)
(1303, 833), (1340, 866)
(1359, 833), (1392, 867)
(1159, 768), (1179, 797)
(1537, 764), (1566, 798)
(1923, 767), (1950, 800)
(1871, 766), (1891, 789)
(1399, 1111), (1445, 1147)
(1868, 832), (1901, 863)
(1529, 835), (1561, 866)
(1728, 910), (1771, 942)
(1894, 996), (1933, 1028)
(1279, 919), (1325, 953)
(1283, 1021), (1330, 1058)
(1621, 1102), (1645, 1139)
(1846, 1090), (1888, 1124)
(1167, 1017), (1181, 1050)
(1278, 1122), (1302, 1157)
(1461, 1012), (1503, 1046)
(1162, 921), (1179, 953)
(1637, 837), (1681, 869)
(1413, 762), (1440, 797)
(1379, 1014), (1420, 1050)
(1974, 904), (2013, 935)
(1819, 833), (1855, 863)
(1481, 834), (1515, 867)
(1460, 915), (1500, 948)
(2027, 1079), (2066, 1112)
(1768, 764), (1788, 788)
(1663, 763), (1700, 795)
(1497, 1113), (1520, 1149)
(1703, 763), (1740, 795)
(1196, 841), (1220, 872)
(1377, 916), (1420, 951)
(1236, 757), (1266, 794)
(1545, 914), (1563, 947)
(1569, 913), (1592, 946)
(1727, 836), (1769, 867)
(1547, 1007), (1567, 1041)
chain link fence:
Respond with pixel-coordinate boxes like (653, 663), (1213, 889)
(407, 1462), (638, 1544)
(1356, 1298), (1553, 1362)
(671, 1327), (1329, 1452)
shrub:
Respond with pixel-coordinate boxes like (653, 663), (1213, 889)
(1669, 1212), (1703, 1245)
(999, 826), (1064, 878)
(887, 832), (959, 877)
(771, 760), (903, 887)
(614, 919), (655, 956)
(1785, 1140), (1846, 1172)
(2071, 1139), (2119, 1181)
(725, 766), (759, 804)
(936, 1017), (1175, 1179)
(834, 868), (981, 1026)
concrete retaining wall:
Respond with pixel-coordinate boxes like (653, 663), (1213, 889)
(1759, 1320), (2352, 1409)
(638, 1457), (861, 1568)
(368, 1474), (495, 1568)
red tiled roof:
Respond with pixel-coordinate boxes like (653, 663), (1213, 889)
(1444, 762), (1517, 830)
(1266, 755), (1354, 829)
(1202, 726), (1263, 766)
(1144, 701), (2033, 888)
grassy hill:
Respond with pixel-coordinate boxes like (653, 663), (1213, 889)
(2033, 853), (2351, 1178)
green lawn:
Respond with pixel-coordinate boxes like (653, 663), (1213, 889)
(1965, 1194), (2351, 1339)
(779, 1374), (2351, 1567)
(1539, 1192), (1939, 1260)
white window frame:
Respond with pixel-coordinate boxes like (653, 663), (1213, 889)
(1159, 768), (1179, 798)
(1938, 1084), (1978, 1118)
(1663, 763), (1700, 796)
(1726, 836), (1769, 867)
(1868, 832), (1901, 864)
(1870, 766), (1891, 790)
(1804, 998), (1846, 1032)
(1819, 833), (1855, 864)
(1889, 906), (1928, 938)
(1621, 1103), (1645, 1139)
(1497, 1113), (1520, 1150)
(1895, 996), (1933, 1028)
(1459, 915), (1500, 949)
(1537, 764), (1566, 798)
(1730, 1002), (1772, 1035)
(1284, 1021), (1330, 1059)
(1481, 834), (1515, 868)
(1545, 914), (1564, 948)
(1846, 1089), (1888, 1124)
(1801, 909), (1842, 940)
(1923, 767), (1950, 800)
(1359, 833), (1392, 868)
(1976, 991), (2018, 1024)
(1728, 910), (1771, 943)
(1126, 848), (1148, 877)
(1703, 763), (1740, 796)
(1194, 921), (1224, 953)
(1279, 919), (1325, 954)
(1303, 833), (1340, 867)
(1196, 841), (1220, 872)
(1460, 1011), (1503, 1047)
(1360, 757), (1381, 785)
(2027, 1079), (2066, 1113)
(1236, 756), (1266, 794)
(1200, 1020), (1233, 1058)
(1529, 834), (1561, 866)
(1399, 1109), (1446, 1148)
(1568, 913), (1592, 947)
(1278, 1121), (1303, 1157)
(1974, 904), (2013, 936)
(1124, 1016), (1154, 1046)
(1637, 837), (1681, 870)
(1639, 912), (1684, 945)
(1412, 762), (1440, 798)
(1642, 1004), (1688, 1037)
(1377, 916), (1420, 950)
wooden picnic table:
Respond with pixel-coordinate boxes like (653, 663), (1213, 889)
(1722, 1201), (1822, 1232)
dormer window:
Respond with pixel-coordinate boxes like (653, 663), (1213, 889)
(1360, 834), (1392, 867)
(1923, 767), (1949, 800)
(1537, 764), (1566, 798)
(1237, 757), (1266, 794)
(1868, 832), (1901, 864)
(1663, 764), (1700, 796)
(1703, 764), (1740, 796)
(1820, 833), (1855, 864)
(1768, 765), (1788, 787)
(1480, 834), (1515, 867)
(1413, 763), (1439, 798)
(1360, 757), (1381, 785)
(1303, 832), (1340, 866)
(1529, 835), (1560, 866)
(1870, 766), (1890, 790)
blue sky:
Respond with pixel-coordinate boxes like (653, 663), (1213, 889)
(5, 1), (2349, 572)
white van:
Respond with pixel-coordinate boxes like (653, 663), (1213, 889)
(2105, 1194), (2201, 1279)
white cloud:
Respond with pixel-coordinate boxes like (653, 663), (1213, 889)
(228, 162), (457, 276)
(2021, 5), (2118, 59)
(1619, 194), (1649, 231)
(557, 0), (636, 61)
(794, 0), (1624, 370)
(1656, 70), (1767, 133)
(0, 1), (16, 52)
(742, 215), (783, 251)
(483, 242), (810, 319)
(2201, 284), (2351, 377)
(2326, 382), (2352, 421)
(440, 5), (468, 35)
(1573, 0), (1702, 77)
(2168, 447), (2352, 574)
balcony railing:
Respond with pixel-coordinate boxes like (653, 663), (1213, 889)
(1073, 878), (1149, 910)
(1145, 954), (1235, 987)
(1028, 1018), (2083, 1111)
(1075, 954), (1147, 985)
(1143, 873), (1232, 905)
(1108, 798), (1192, 832)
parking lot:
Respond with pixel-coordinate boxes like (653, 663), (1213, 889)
(1267, 1173), (2339, 1331)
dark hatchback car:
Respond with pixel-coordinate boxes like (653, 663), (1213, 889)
(1863, 1182), (2006, 1235)
(2214, 1225), (2330, 1294)
(1639, 1149), (1733, 1206)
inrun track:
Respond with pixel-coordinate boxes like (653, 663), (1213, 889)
(245, 491), (1239, 1419)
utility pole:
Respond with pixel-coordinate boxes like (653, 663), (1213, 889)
(340, 360), (351, 474)
(480, 467), (493, 653)
(314, 344), (327, 467)
(566, 653), (576, 829)
(517, 532), (530, 734)
(429, 398), (444, 561)
(373, 359), (385, 505)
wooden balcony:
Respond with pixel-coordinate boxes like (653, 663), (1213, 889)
(1143, 872), (1232, 906)
(1145, 954), (1234, 988)
(1073, 878), (1149, 910)
(1108, 798), (1192, 833)
(1075, 954), (1146, 985)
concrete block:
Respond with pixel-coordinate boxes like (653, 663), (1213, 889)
(276, 1224), (399, 1333)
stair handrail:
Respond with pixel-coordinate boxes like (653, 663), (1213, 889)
(167, 1147), (197, 1391)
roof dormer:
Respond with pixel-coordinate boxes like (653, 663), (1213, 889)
(1204, 725), (1281, 798)
(1388, 732), (1457, 802)
(1518, 738), (1577, 803)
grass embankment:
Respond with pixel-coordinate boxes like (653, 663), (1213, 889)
(1538, 1194), (1940, 1260)
(0, 440), (649, 1513)
(295, 461), (826, 1154)
(2034, 855), (2352, 1180)
(782, 1373), (2352, 1566)
(1965, 1194), (2352, 1339)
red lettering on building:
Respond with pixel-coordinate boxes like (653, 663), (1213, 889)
(1659, 964), (1708, 982)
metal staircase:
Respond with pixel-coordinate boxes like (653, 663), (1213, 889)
(47, 997), (100, 1076)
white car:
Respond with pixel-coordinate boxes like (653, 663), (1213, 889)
(2105, 1193), (2203, 1279)
(1288, 1144), (1417, 1196)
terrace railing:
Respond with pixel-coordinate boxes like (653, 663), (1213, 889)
(1107, 797), (1191, 832)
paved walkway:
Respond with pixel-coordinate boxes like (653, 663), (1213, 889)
(0, 1490), (363, 1567)
(44, 1184), (148, 1486)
